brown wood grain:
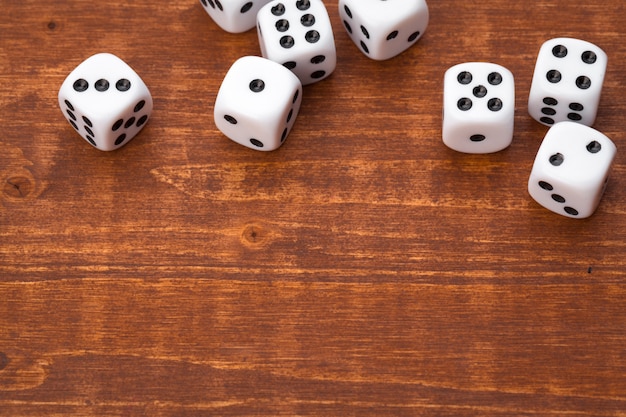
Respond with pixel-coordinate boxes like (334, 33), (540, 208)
(1, 0), (625, 415)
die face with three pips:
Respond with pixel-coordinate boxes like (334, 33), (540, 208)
(58, 53), (153, 151)
(528, 121), (616, 219)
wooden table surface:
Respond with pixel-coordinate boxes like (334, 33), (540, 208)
(1, 1), (625, 415)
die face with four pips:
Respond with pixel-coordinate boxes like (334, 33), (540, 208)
(58, 53), (153, 151)
(528, 37), (607, 127)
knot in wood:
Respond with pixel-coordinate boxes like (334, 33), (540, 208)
(3, 176), (34, 200)
(241, 223), (270, 248)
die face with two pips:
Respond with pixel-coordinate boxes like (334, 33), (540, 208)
(200, 0), (273, 33)
(528, 37), (607, 127)
(58, 53), (153, 151)
(338, 0), (429, 61)
(528, 122), (616, 219)
(257, 0), (336, 85)
(214, 56), (303, 151)
(442, 62), (515, 154)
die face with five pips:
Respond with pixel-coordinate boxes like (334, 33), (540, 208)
(58, 53), (153, 151)
(443, 62), (515, 154)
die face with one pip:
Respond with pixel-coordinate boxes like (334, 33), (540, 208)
(528, 37), (607, 127)
(58, 53), (153, 151)
(338, 0), (429, 61)
(200, 0), (273, 33)
(442, 62), (515, 154)
(528, 122), (616, 219)
(214, 56), (303, 151)
(257, 0), (336, 85)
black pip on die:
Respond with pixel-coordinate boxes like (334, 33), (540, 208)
(528, 37), (607, 127)
(442, 62), (515, 154)
(214, 56), (302, 151)
(528, 122), (616, 219)
(338, 0), (429, 61)
(257, 0), (336, 85)
(58, 53), (153, 151)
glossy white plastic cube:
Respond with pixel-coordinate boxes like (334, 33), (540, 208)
(214, 56), (302, 151)
(442, 62), (515, 154)
(528, 37), (607, 127)
(200, 0), (273, 33)
(528, 122), (616, 218)
(58, 53), (153, 151)
(338, 0), (429, 61)
(257, 0), (336, 85)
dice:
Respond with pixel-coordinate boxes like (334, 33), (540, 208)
(256, 0), (336, 85)
(199, 0), (273, 33)
(528, 37), (607, 127)
(58, 53), (153, 151)
(338, 0), (429, 61)
(528, 122), (616, 219)
(214, 56), (302, 151)
(442, 62), (515, 154)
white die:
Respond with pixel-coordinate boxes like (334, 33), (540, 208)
(528, 122), (616, 219)
(338, 0), (429, 61)
(442, 62), (515, 154)
(257, 0), (336, 85)
(528, 37), (607, 127)
(58, 53), (153, 151)
(214, 56), (302, 151)
(199, 0), (273, 33)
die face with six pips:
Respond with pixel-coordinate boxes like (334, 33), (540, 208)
(58, 53), (153, 151)
(257, 0), (336, 85)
